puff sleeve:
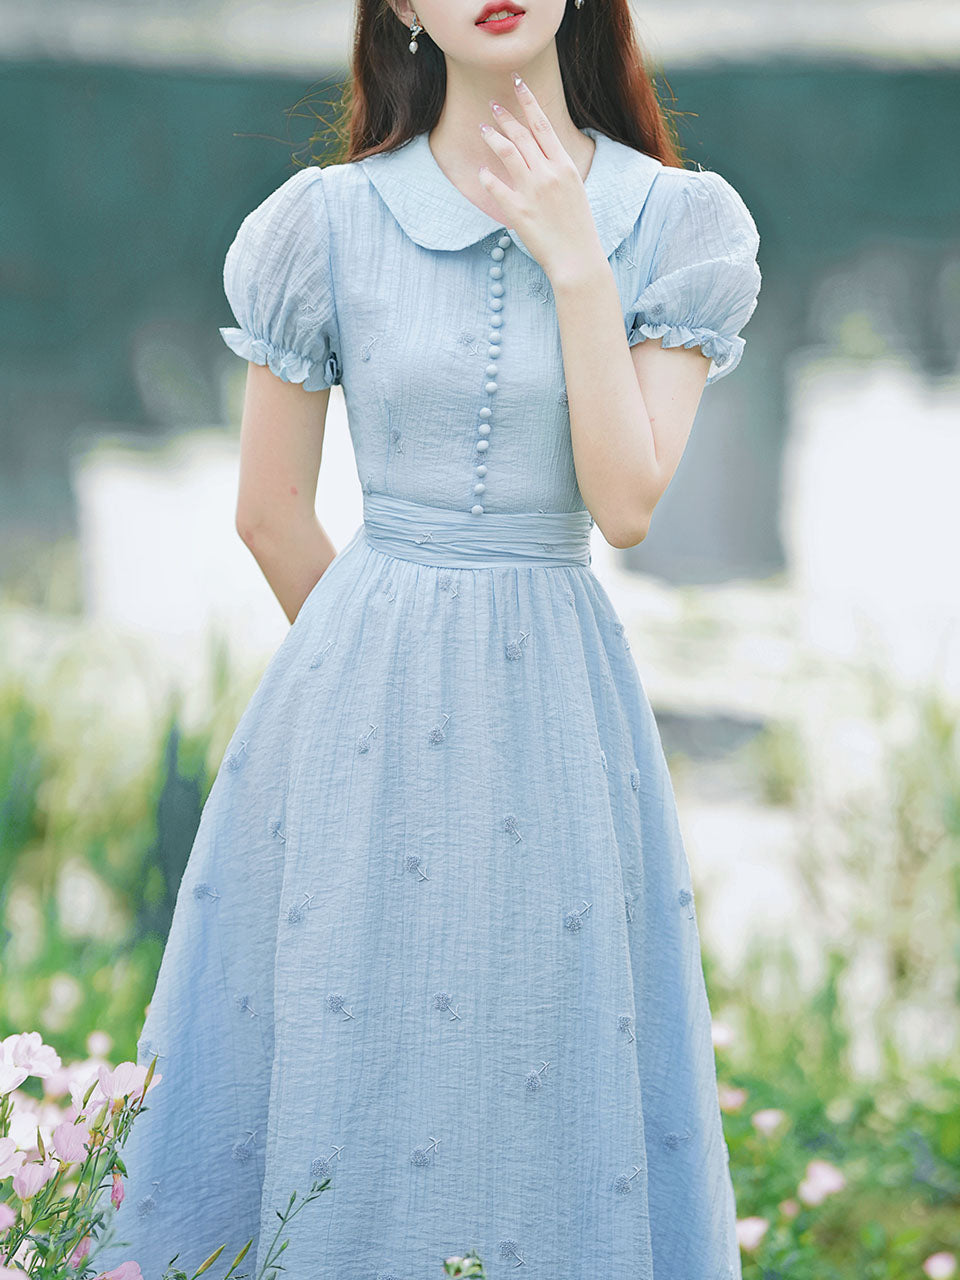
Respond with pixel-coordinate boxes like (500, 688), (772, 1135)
(219, 166), (343, 391)
(626, 168), (761, 385)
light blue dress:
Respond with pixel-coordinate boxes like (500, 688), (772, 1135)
(100, 127), (761, 1280)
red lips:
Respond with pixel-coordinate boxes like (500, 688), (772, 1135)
(475, 1), (525, 23)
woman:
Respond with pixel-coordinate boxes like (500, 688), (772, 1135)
(102, 1), (761, 1277)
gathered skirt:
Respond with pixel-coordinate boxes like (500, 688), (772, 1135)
(96, 492), (741, 1280)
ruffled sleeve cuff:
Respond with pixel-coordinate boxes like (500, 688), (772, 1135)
(218, 327), (343, 392)
(626, 314), (746, 384)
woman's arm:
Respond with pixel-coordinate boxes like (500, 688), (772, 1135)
(550, 257), (708, 548)
(234, 363), (339, 624)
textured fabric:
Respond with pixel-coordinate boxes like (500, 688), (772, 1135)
(99, 127), (761, 1280)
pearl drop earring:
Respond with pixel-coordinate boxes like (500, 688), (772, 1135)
(409, 13), (423, 52)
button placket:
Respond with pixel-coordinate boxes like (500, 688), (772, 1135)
(472, 231), (512, 515)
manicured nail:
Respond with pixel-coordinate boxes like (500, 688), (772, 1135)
(490, 100), (504, 114)
(512, 72), (527, 91)
(480, 122), (492, 133)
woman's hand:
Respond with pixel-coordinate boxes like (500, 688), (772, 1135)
(478, 74), (605, 285)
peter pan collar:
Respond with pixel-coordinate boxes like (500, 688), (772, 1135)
(358, 125), (663, 261)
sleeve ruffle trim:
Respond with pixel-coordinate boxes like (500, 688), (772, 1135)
(626, 318), (745, 385)
(219, 326), (342, 391)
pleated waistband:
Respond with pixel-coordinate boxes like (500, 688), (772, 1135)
(361, 492), (594, 567)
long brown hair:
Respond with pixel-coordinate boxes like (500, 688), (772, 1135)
(309, 0), (686, 168)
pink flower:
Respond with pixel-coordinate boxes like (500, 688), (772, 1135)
(797, 1158), (846, 1205)
(40, 1065), (74, 1100)
(91, 1263), (144, 1280)
(2, 1032), (61, 1079)
(751, 1107), (787, 1136)
(0, 1044), (29, 1097)
(96, 1062), (161, 1104)
(0, 1202), (16, 1231)
(779, 1197), (801, 1218)
(87, 1031), (113, 1058)
(0, 1138), (26, 1180)
(111, 1170), (125, 1209)
(12, 1158), (57, 1199)
(718, 1084), (748, 1112)
(69, 1235), (92, 1268)
(0, 1267), (31, 1279)
(736, 1216), (770, 1251)
(924, 1254), (957, 1280)
(52, 1118), (92, 1164)
(70, 1070), (111, 1116)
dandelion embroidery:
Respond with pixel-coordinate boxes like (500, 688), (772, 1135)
(390, 425), (404, 454)
(504, 630), (530, 660)
(624, 892), (636, 924)
(310, 1144), (343, 1180)
(404, 852), (429, 882)
(428, 713), (450, 744)
(498, 1238), (526, 1267)
(410, 1136), (441, 1166)
(433, 991), (462, 1021)
(271, 817), (287, 842)
(359, 334), (381, 362)
(662, 1128), (693, 1151)
(630, 768), (641, 791)
(537, 541), (556, 552)
(287, 891), (316, 925)
(192, 882), (220, 902)
(617, 1014), (636, 1043)
(414, 528), (434, 544)
(599, 748), (608, 771)
(326, 993), (356, 1019)
(613, 1164), (644, 1194)
(357, 723), (379, 754)
(135, 1181), (162, 1217)
(224, 738), (248, 771)
(138, 1039), (165, 1062)
(678, 888), (695, 919)
(564, 900), (593, 932)
(309, 640), (336, 669)
(503, 814), (523, 843)
(234, 994), (258, 1017)
(231, 1130), (257, 1162)
(524, 1060), (550, 1092)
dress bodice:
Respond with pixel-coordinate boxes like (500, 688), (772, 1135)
(219, 127), (762, 516)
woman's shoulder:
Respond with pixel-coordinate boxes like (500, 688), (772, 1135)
(644, 162), (759, 250)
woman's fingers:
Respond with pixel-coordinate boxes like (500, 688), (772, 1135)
(479, 118), (529, 187)
(485, 101), (544, 171)
(510, 74), (563, 161)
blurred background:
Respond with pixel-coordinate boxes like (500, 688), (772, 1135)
(1, 2), (959, 1276)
